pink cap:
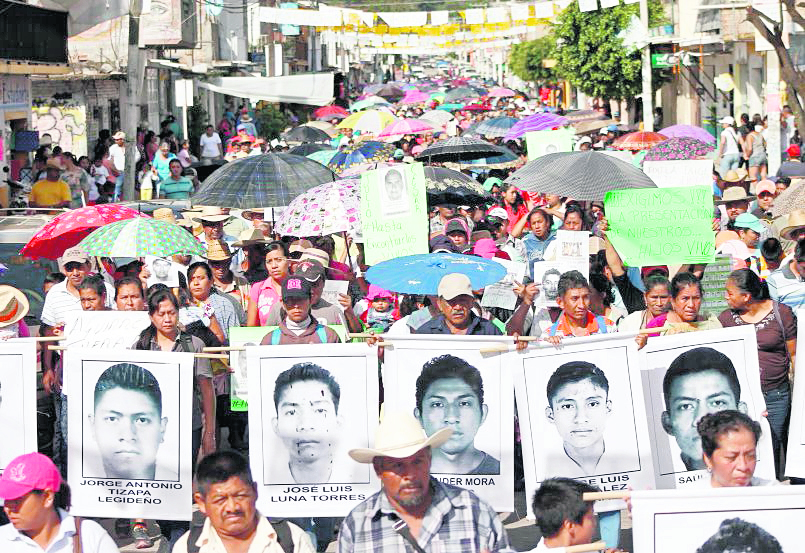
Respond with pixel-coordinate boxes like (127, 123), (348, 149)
(472, 238), (499, 259)
(0, 453), (61, 500)
(756, 180), (776, 196)
(366, 284), (394, 301)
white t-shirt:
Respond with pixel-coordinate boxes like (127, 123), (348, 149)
(0, 508), (118, 553)
(199, 132), (222, 157)
(721, 127), (741, 155)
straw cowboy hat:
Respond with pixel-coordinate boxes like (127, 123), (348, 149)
(0, 286), (30, 328)
(206, 239), (233, 261)
(152, 208), (177, 224)
(112, 131), (126, 140)
(232, 228), (269, 248)
(716, 186), (754, 205)
(721, 168), (748, 183)
(192, 206), (231, 223)
(241, 208), (264, 221)
(349, 412), (453, 464)
(781, 209), (805, 240)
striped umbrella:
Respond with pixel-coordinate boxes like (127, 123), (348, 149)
(612, 131), (668, 151)
(504, 114), (570, 141)
(474, 116), (520, 139)
(78, 218), (205, 257)
(192, 153), (336, 208)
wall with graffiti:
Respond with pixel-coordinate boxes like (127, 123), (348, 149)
(32, 101), (88, 157)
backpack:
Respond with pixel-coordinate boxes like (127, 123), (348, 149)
(269, 324), (328, 344)
(186, 512), (293, 553)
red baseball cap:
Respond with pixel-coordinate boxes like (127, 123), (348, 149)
(0, 453), (61, 500)
(788, 144), (801, 158)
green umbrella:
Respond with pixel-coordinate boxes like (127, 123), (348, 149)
(307, 149), (339, 165)
(78, 217), (205, 257)
(437, 103), (465, 111)
(430, 91), (446, 102)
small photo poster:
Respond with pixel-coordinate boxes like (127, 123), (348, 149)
(67, 348), (195, 520)
(383, 340), (515, 512)
(0, 341), (38, 472)
(481, 259), (526, 310)
(511, 336), (655, 517)
(247, 343), (380, 517)
(641, 326), (774, 489)
(145, 256), (186, 288)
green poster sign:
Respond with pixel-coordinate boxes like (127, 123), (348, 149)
(525, 128), (575, 161)
(360, 162), (429, 265)
(604, 186), (715, 266)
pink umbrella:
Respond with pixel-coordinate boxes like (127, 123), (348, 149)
(378, 119), (437, 138)
(400, 90), (430, 104)
(488, 87), (515, 98)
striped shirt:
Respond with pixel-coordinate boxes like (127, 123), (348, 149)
(203, 290), (245, 341)
(768, 261), (805, 311)
(40, 279), (114, 327)
(337, 478), (508, 553)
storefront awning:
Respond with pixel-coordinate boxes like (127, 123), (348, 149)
(197, 73), (334, 107)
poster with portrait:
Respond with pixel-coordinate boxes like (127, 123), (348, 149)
(0, 341), (38, 473)
(383, 340), (514, 511)
(66, 348), (194, 520)
(632, 486), (805, 552)
(481, 259), (526, 310)
(228, 326), (272, 412)
(532, 260), (589, 308)
(247, 343), (380, 517)
(641, 326), (774, 489)
(377, 166), (411, 217)
(784, 310), (805, 477)
(511, 336), (654, 518)
(145, 256), (186, 288)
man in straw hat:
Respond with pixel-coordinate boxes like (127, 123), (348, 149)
(0, 285), (30, 340)
(716, 185), (754, 231)
(29, 158), (71, 210)
(233, 228), (269, 284)
(207, 239), (250, 311)
(338, 412), (508, 552)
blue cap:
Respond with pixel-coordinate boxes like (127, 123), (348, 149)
(734, 213), (765, 234)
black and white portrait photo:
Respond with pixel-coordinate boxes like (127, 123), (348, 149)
(145, 256), (183, 288)
(378, 167), (410, 217)
(247, 343), (379, 517)
(641, 326), (775, 488)
(0, 342), (38, 472)
(67, 348), (194, 520)
(631, 486), (805, 552)
(532, 261), (588, 308)
(383, 340), (514, 512)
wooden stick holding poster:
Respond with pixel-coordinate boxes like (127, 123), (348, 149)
(359, 162), (428, 265)
(0, 341), (38, 473)
(604, 186), (715, 266)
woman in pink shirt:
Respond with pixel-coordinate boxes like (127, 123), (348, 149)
(247, 241), (290, 326)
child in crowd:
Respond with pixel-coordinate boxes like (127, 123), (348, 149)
(138, 161), (155, 201)
(90, 157), (109, 197)
(529, 478), (602, 552)
(359, 285), (399, 332)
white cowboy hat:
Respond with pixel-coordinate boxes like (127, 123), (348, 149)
(0, 285), (30, 328)
(349, 411), (453, 464)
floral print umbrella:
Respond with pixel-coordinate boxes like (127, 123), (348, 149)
(274, 179), (361, 237)
(643, 137), (715, 161)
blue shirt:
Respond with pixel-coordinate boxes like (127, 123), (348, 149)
(522, 231), (556, 279)
(414, 313), (503, 336)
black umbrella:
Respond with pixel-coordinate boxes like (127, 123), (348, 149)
(193, 153), (336, 208)
(505, 151), (658, 201)
(282, 125), (331, 144)
(374, 84), (405, 100)
(424, 167), (491, 207)
(289, 143), (335, 156)
(445, 87), (479, 103)
(415, 137), (507, 163)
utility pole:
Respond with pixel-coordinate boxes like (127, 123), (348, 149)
(124, 0), (143, 201)
(639, 0), (653, 131)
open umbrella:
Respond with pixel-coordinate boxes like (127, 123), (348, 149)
(193, 153), (336, 208)
(282, 125), (331, 144)
(78, 217), (205, 258)
(289, 143), (335, 156)
(505, 151), (658, 200)
(448, 147), (520, 170)
(659, 124), (717, 145)
(416, 136), (506, 163)
(328, 141), (396, 173)
(21, 204), (147, 259)
(365, 253), (507, 295)
(275, 178), (361, 237)
(314, 105), (348, 120)
(377, 119), (437, 139)
(643, 137), (715, 162)
(400, 90), (430, 104)
(612, 131), (668, 151)
(504, 113), (570, 141)
(488, 87), (515, 98)
(445, 87), (478, 103)
(306, 149), (339, 166)
(462, 103), (491, 112)
(419, 110), (454, 126)
(771, 180), (805, 218)
(424, 166), (491, 206)
(474, 116), (519, 139)
(436, 103), (466, 111)
(301, 121), (338, 136)
(374, 84), (405, 100)
(349, 97), (390, 112)
(338, 110), (396, 135)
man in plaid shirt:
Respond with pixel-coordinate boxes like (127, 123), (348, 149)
(337, 412), (509, 553)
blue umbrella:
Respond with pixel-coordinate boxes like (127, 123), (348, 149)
(365, 253), (507, 294)
(474, 116), (519, 139)
(328, 141), (396, 173)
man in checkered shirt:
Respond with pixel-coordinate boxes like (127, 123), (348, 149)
(337, 412), (509, 553)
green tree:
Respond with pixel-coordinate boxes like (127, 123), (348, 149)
(509, 36), (556, 85)
(552, 0), (663, 101)
(255, 105), (289, 141)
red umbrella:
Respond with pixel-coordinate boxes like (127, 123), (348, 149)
(611, 131), (668, 151)
(21, 204), (147, 259)
(314, 105), (349, 119)
(463, 103), (491, 112)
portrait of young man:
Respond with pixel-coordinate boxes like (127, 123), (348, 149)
(661, 347), (747, 472)
(87, 362), (174, 480)
(379, 167), (410, 217)
(413, 354), (500, 475)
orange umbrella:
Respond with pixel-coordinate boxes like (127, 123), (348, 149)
(611, 131), (668, 151)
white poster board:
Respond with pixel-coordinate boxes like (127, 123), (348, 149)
(481, 259), (526, 310)
(642, 159), (714, 189)
(0, 341), (38, 472)
(247, 343), (380, 516)
(512, 336), (655, 518)
(321, 280), (349, 307)
(641, 326), (774, 489)
(383, 340), (514, 511)
(145, 256), (186, 288)
(67, 348), (194, 520)
(533, 230), (590, 308)
(632, 487), (805, 552)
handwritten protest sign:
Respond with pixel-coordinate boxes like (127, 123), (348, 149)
(481, 259), (526, 310)
(525, 128), (575, 161)
(64, 311), (151, 350)
(642, 159), (714, 188)
(360, 162), (428, 265)
(604, 186), (715, 266)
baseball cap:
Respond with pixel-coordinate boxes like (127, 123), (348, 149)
(487, 207), (509, 220)
(755, 180), (776, 196)
(438, 273), (473, 300)
(444, 219), (469, 236)
(60, 247), (89, 267)
(281, 276), (311, 301)
(293, 260), (325, 283)
(733, 213), (765, 234)
(0, 453), (61, 500)
(719, 116), (735, 125)
(788, 144), (801, 158)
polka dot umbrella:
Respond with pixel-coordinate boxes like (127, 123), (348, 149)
(77, 217), (206, 258)
(21, 204), (147, 260)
